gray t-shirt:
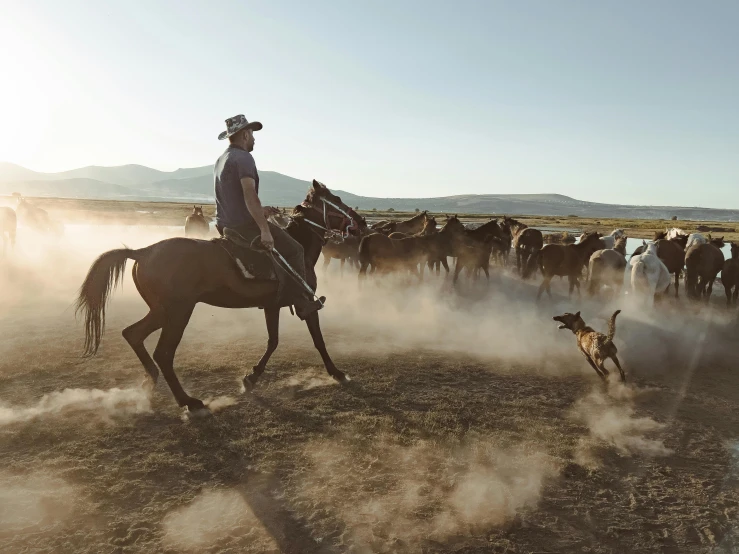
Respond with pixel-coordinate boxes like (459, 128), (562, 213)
(214, 145), (260, 228)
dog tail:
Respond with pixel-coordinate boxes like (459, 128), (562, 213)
(607, 309), (621, 342)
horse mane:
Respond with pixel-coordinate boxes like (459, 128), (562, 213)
(405, 210), (427, 224)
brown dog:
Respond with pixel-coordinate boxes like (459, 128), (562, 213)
(553, 310), (625, 383)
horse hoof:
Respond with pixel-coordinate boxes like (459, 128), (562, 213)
(184, 406), (212, 420)
(141, 377), (156, 393)
(242, 375), (257, 393)
(334, 373), (351, 385)
(186, 398), (207, 412)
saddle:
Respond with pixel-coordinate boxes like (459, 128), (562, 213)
(211, 229), (276, 280)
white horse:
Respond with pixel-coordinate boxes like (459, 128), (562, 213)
(578, 228), (624, 249)
(626, 242), (671, 308)
(686, 233), (707, 250)
(665, 227), (686, 240)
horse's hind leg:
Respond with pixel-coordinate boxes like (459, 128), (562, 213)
(536, 276), (551, 301)
(673, 272), (680, 298)
(152, 302), (204, 411)
(244, 307), (280, 391)
(304, 312), (348, 383)
(122, 310), (164, 387)
(706, 278), (716, 303)
(452, 261), (464, 284)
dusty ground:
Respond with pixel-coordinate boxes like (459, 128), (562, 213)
(1, 220), (738, 554)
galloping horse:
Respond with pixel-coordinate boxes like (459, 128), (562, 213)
(184, 206), (210, 237)
(502, 216), (544, 277)
(1, 207), (17, 255)
(76, 181), (368, 411)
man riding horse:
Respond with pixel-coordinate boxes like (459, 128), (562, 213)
(215, 114), (324, 319)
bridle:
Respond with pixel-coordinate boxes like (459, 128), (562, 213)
(298, 197), (361, 242)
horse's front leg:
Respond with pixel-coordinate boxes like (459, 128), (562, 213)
(304, 312), (349, 383)
(244, 306), (280, 391)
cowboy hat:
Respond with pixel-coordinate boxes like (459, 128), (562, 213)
(218, 114), (263, 140)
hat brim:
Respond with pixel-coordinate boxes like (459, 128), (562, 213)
(218, 121), (263, 140)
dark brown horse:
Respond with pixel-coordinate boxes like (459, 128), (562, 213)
(452, 219), (506, 283)
(184, 206), (210, 238)
(490, 218), (512, 266)
(685, 236), (725, 302)
(322, 235), (361, 274)
(503, 216), (544, 277)
(426, 215), (465, 275)
(75, 181), (367, 411)
(1, 206), (17, 255)
(655, 233), (689, 297)
(721, 242), (739, 307)
(535, 232), (603, 300)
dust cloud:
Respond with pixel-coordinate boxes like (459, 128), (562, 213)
(0, 387), (151, 427)
(571, 382), (672, 467)
(0, 472), (79, 538)
(161, 489), (278, 552)
(290, 436), (559, 552)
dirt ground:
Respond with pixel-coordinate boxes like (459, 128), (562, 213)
(1, 221), (738, 554)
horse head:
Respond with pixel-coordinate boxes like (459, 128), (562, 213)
(670, 232), (689, 249)
(441, 215), (465, 236)
(709, 235), (725, 248)
(731, 242), (739, 259)
(301, 179), (368, 236)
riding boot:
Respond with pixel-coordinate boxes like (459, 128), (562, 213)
(294, 295), (326, 320)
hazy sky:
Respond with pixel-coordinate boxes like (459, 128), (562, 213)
(1, 1), (738, 207)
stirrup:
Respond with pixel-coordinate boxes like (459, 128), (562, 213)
(223, 228), (253, 249)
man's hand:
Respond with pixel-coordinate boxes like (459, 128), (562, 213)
(263, 206), (280, 218)
(260, 228), (275, 250)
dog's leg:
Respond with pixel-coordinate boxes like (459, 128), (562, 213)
(611, 355), (626, 382)
(585, 355), (606, 381)
(579, 349), (604, 380)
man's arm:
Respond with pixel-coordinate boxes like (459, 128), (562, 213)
(241, 177), (274, 249)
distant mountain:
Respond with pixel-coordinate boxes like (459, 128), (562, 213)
(1, 162), (738, 222)
(0, 162), (211, 187)
(140, 170), (311, 206)
(0, 178), (140, 199)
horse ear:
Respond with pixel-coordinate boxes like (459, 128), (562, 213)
(575, 311), (581, 318)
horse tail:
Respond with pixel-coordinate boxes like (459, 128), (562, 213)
(75, 247), (143, 356)
(588, 256), (603, 295)
(607, 309), (621, 342)
(522, 247), (541, 280)
(684, 250), (699, 299)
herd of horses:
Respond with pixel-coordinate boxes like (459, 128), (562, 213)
(314, 210), (739, 308)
